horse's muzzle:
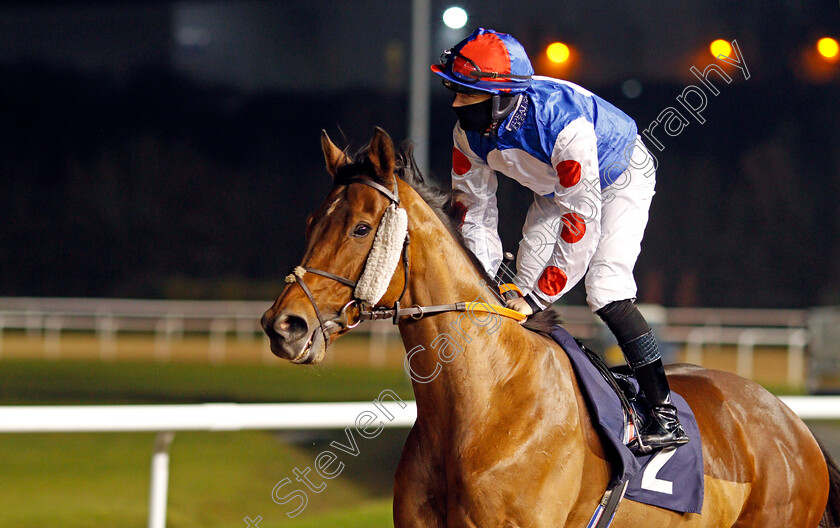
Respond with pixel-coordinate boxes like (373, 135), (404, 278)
(261, 310), (326, 364)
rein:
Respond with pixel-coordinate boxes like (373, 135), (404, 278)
(283, 173), (525, 349)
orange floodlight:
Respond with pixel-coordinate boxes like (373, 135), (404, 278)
(546, 42), (571, 64)
(817, 37), (839, 61)
(710, 39), (732, 59)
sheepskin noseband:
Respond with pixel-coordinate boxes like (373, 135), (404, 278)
(354, 203), (408, 305)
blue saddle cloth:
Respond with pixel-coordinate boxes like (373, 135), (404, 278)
(549, 327), (704, 514)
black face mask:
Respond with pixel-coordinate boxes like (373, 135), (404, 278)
(453, 98), (493, 131)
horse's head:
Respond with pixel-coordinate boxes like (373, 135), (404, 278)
(261, 127), (410, 364)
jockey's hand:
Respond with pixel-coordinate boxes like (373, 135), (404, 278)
(506, 297), (533, 321)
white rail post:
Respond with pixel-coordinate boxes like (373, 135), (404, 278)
(685, 327), (706, 366)
(209, 319), (230, 364)
(369, 321), (389, 368)
(0, 314), (4, 357)
(236, 316), (255, 343)
(154, 319), (170, 362)
(25, 310), (42, 338)
(44, 315), (63, 359)
(148, 431), (175, 528)
(154, 316), (182, 363)
(96, 314), (117, 361)
(787, 329), (807, 388)
(736, 329), (757, 380)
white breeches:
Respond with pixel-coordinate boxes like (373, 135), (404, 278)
(516, 141), (657, 312)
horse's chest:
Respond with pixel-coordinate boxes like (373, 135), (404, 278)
(439, 444), (584, 526)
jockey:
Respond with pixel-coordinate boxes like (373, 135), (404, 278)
(432, 28), (688, 450)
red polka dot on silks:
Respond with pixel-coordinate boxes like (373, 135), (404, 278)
(555, 160), (581, 187)
(452, 148), (472, 176)
(560, 213), (586, 243)
(538, 266), (568, 296)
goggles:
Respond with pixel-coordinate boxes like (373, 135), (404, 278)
(438, 49), (532, 85)
(441, 78), (486, 94)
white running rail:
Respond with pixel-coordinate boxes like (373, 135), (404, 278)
(0, 398), (836, 528)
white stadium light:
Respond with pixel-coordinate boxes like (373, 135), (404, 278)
(443, 7), (468, 29)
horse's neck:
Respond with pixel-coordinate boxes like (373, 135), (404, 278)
(397, 204), (580, 437)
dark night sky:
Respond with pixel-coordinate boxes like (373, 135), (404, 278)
(0, 1), (839, 307)
(3, 0), (833, 90)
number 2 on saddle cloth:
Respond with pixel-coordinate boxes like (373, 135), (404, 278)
(548, 327), (705, 518)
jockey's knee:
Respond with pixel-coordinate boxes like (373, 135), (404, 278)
(596, 300), (649, 338)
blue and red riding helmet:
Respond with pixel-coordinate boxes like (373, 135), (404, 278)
(431, 28), (534, 94)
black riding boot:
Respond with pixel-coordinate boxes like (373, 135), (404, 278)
(596, 300), (689, 451)
(634, 358), (690, 450)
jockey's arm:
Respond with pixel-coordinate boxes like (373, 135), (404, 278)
(450, 126), (503, 276)
(523, 118), (603, 312)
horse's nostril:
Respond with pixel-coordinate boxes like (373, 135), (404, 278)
(261, 312), (276, 337)
(273, 314), (308, 342)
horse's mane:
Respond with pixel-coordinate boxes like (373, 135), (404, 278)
(343, 141), (563, 335)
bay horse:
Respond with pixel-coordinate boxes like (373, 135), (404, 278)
(262, 127), (840, 527)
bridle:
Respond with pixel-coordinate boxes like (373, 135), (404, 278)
(283, 171), (525, 352)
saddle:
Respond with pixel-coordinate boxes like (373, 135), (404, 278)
(573, 338), (647, 452)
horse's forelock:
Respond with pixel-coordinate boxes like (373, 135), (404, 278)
(333, 141), (460, 227)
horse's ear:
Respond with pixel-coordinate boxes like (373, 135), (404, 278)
(367, 127), (396, 182)
(321, 130), (348, 179)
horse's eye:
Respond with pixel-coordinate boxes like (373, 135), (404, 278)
(352, 223), (372, 238)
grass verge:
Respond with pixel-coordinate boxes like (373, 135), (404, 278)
(0, 358), (412, 404)
(0, 359), (411, 527)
